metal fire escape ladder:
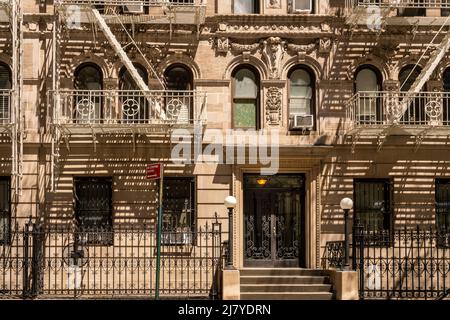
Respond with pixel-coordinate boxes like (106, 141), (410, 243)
(90, 8), (167, 120)
(10, 0), (23, 198)
(396, 20), (450, 123)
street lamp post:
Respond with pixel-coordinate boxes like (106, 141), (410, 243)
(340, 197), (353, 270)
(224, 196), (237, 269)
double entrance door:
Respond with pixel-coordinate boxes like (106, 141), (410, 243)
(244, 174), (306, 268)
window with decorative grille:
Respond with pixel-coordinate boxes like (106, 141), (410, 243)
(435, 179), (450, 235)
(354, 179), (392, 245)
(162, 177), (196, 245)
(0, 177), (10, 244)
(74, 177), (113, 230)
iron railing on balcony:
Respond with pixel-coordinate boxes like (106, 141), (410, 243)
(347, 91), (450, 128)
(346, 0), (450, 9)
(0, 89), (11, 126)
(50, 90), (207, 128)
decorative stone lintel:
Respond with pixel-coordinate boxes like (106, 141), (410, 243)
(104, 78), (118, 90)
(383, 80), (400, 91)
(261, 79), (285, 87)
(242, 51), (251, 62)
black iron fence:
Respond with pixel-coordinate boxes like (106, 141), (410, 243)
(1, 221), (225, 299)
(353, 226), (450, 300)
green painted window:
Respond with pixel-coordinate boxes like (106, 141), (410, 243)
(233, 67), (259, 129)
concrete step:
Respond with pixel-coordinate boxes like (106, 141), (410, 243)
(239, 268), (328, 277)
(240, 275), (331, 285)
(240, 292), (335, 300)
(240, 284), (333, 293)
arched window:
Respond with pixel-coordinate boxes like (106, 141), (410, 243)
(232, 66), (260, 129)
(354, 66), (382, 124)
(0, 63), (11, 124)
(288, 67), (315, 130)
(164, 64), (193, 123)
(119, 64), (148, 123)
(74, 63), (103, 123)
(399, 65), (424, 124)
(164, 64), (193, 91)
(443, 67), (450, 125)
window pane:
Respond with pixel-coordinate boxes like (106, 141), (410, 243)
(0, 178), (10, 243)
(165, 66), (192, 91)
(234, 100), (256, 128)
(399, 65), (421, 92)
(289, 98), (311, 115)
(234, 0), (255, 14)
(356, 68), (379, 92)
(120, 65), (148, 90)
(354, 180), (390, 233)
(234, 68), (258, 99)
(0, 64), (11, 90)
(436, 180), (450, 232)
(290, 69), (313, 116)
(74, 177), (112, 230)
(75, 65), (102, 90)
(294, 0), (311, 11)
(163, 178), (195, 233)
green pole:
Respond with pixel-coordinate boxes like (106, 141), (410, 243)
(155, 165), (163, 300)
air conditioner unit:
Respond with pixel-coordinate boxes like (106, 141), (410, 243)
(291, 0), (312, 13)
(123, 2), (144, 14)
(291, 114), (314, 130)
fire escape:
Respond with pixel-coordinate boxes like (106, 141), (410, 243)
(345, 1), (450, 151)
(0, 0), (23, 198)
(49, 1), (207, 190)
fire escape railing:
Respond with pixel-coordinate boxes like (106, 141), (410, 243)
(347, 91), (450, 128)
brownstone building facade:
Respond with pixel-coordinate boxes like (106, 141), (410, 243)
(1, 0), (450, 300)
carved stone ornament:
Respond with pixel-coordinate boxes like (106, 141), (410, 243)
(216, 37), (229, 53)
(266, 87), (282, 125)
(266, 0), (281, 9)
(286, 42), (317, 55)
(230, 42), (261, 55)
(319, 38), (332, 54)
(262, 37), (286, 79)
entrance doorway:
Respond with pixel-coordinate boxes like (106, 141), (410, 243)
(243, 174), (306, 267)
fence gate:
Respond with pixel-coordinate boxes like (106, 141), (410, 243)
(353, 226), (450, 300)
(1, 222), (224, 299)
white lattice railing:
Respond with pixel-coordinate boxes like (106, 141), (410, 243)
(51, 90), (207, 126)
(347, 91), (450, 127)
